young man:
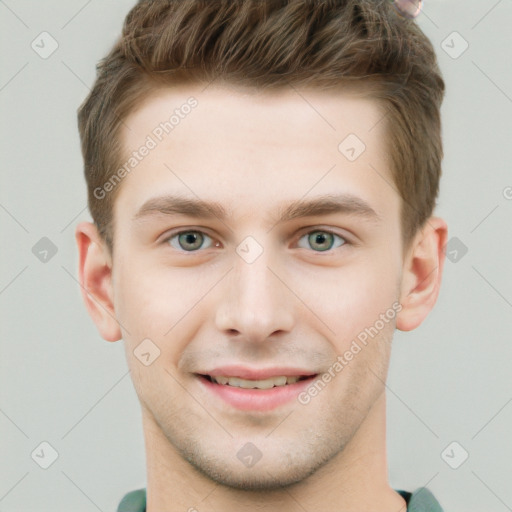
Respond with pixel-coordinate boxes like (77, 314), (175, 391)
(75, 0), (447, 510)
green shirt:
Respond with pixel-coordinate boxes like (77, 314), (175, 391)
(117, 487), (444, 511)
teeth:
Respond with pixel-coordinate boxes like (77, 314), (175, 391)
(211, 375), (301, 389)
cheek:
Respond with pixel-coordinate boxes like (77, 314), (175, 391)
(112, 259), (173, 336)
(112, 237), (401, 349)
(298, 255), (400, 345)
(112, 260), (213, 348)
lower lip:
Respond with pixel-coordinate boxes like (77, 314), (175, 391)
(197, 374), (318, 412)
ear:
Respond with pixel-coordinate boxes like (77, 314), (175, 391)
(75, 221), (122, 342)
(396, 216), (448, 332)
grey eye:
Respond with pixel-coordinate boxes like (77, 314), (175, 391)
(297, 231), (346, 252)
(168, 231), (213, 251)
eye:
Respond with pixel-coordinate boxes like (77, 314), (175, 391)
(296, 229), (347, 252)
(162, 228), (348, 253)
(165, 230), (216, 252)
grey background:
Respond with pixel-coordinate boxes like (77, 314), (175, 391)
(1, 1), (511, 511)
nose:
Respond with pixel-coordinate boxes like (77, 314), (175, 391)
(214, 244), (295, 342)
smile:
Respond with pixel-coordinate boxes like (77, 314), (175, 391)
(204, 374), (310, 389)
(196, 373), (319, 411)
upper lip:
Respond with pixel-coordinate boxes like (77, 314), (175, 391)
(198, 365), (318, 380)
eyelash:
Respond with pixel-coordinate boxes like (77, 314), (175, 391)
(161, 227), (350, 254)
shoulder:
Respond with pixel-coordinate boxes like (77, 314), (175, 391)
(117, 488), (146, 512)
(118, 487), (444, 512)
(408, 487), (444, 511)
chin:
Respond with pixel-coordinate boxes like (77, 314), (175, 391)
(180, 442), (338, 492)
(190, 461), (313, 492)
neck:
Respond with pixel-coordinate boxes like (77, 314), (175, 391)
(142, 391), (406, 512)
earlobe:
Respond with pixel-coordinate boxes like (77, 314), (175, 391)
(75, 222), (122, 342)
(396, 216), (448, 332)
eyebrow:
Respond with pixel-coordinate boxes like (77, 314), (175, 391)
(133, 193), (382, 226)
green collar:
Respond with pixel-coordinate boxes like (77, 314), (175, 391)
(117, 487), (444, 511)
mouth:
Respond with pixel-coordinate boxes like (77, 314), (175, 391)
(195, 372), (319, 411)
(198, 374), (315, 389)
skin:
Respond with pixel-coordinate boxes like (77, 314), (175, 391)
(393, 0), (422, 19)
(76, 83), (447, 512)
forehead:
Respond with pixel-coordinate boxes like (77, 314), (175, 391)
(114, 83), (397, 226)
(122, 82), (387, 149)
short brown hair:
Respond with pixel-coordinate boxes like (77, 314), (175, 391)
(77, 0), (445, 254)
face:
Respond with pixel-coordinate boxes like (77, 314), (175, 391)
(108, 84), (406, 490)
